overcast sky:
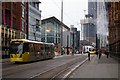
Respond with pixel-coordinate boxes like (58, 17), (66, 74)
(40, 0), (88, 31)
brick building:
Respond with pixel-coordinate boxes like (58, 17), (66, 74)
(107, 2), (120, 57)
(1, 2), (28, 58)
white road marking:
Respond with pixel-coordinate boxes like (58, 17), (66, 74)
(62, 58), (88, 80)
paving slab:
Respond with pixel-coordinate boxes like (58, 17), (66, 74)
(69, 54), (119, 79)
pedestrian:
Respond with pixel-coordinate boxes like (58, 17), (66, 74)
(98, 48), (102, 59)
(99, 47), (105, 59)
(86, 47), (90, 61)
(105, 46), (109, 58)
(98, 51), (102, 59)
(105, 51), (109, 58)
(88, 51), (90, 61)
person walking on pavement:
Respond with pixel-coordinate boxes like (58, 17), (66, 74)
(105, 46), (109, 58)
(105, 50), (109, 58)
(98, 50), (102, 59)
(88, 51), (90, 61)
(99, 47), (105, 59)
(86, 47), (90, 61)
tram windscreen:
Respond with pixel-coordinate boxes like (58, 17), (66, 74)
(10, 41), (23, 54)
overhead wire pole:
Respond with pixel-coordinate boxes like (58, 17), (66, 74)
(67, 35), (69, 55)
(83, 10), (86, 40)
(61, 0), (63, 22)
(82, 10), (86, 54)
(60, 0), (63, 55)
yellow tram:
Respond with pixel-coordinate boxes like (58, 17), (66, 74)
(10, 39), (55, 63)
(89, 48), (96, 54)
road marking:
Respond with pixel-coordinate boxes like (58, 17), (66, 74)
(62, 58), (88, 80)
(29, 56), (83, 79)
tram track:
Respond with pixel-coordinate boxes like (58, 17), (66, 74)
(50, 56), (94, 80)
(2, 55), (89, 79)
(28, 56), (90, 80)
(50, 58), (88, 80)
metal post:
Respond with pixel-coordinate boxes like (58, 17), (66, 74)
(116, 27), (117, 56)
(45, 31), (47, 42)
(73, 32), (74, 55)
(61, 0), (63, 22)
(96, 34), (98, 50)
(88, 23), (89, 41)
(67, 35), (69, 55)
(83, 10), (86, 40)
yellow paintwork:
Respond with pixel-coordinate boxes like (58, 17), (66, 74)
(89, 51), (96, 54)
(10, 58), (23, 62)
(10, 54), (23, 62)
(10, 52), (30, 62)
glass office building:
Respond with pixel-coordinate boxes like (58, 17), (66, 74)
(41, 17), (62, 44)
(41, 17), (64, 55)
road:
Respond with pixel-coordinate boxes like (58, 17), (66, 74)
(2, 54), (88, 79)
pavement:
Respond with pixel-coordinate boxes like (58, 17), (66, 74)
(69, 54), (119, 80)
(0, 58), (10, 63)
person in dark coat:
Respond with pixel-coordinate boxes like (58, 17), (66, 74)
(99, 47), (105, 59)
(88, 51), (90, 61)
(99, 50), (102, 59)
(105, 50), (109, 58)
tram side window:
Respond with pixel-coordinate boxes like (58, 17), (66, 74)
(29, 43), (34, 52)
(38, 44), (41, 52)
(41, 44), (45, 54)
(33, 43), (40, 52)
(36, 44), (40, 52)
(51, 45), (54, 53)
(33, 43), (36, 52)
(23, 43), (28, 52)
(45, 46), (48, 52)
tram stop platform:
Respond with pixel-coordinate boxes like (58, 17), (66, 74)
(69, 54), (119, 80)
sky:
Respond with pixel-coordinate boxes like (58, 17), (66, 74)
(40, 0), (88, 31)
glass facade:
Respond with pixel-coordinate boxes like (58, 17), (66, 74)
(41, 20), (62, 44)
(41, 17), (63, 55)
(83, 23), (96, 43)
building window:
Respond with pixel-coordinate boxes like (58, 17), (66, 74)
(47, 37), (54, 43)
(22, 0), (24, 5)
(13, 17), (16, 29)
(22, 5), (25, 18)
(36, 19), (40, 31)
(36, 19), (39, 25)
(22, 18), (24, 32)
(115, 2), (119, 19)
(36, 3), (39, 10)
(13, 3), (16, 15)
(32, 2), (36, 8)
